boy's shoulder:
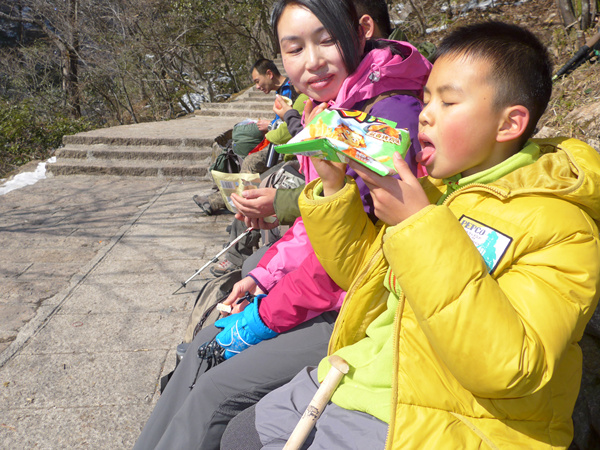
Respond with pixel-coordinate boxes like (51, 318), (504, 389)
(532, 136), (600, 158)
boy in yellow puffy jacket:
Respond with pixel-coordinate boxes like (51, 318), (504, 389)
(221, 21), (600, 449)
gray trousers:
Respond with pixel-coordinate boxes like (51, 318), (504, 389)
(222, 368), (388, 450)
(133, 312), (337, 450)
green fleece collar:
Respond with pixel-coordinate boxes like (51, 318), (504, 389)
(437, 141), (540, 204)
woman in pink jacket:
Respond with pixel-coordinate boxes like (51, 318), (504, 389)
(133, 0), (430, 448)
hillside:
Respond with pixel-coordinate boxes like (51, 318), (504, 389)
(1, 0), (598, 181)
(410, 0), (599, 149)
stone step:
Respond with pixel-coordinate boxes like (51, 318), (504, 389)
(194, 108), (275, 118)
(245, 91), (277, 99)
(48, 157), (212, 179)
(201, 101), (274, 111)
(62, 133), (215, 147)
(231, 98), (276, 105)
(55, 143), (213, 161)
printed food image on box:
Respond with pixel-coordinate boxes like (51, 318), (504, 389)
(276, 109), (410, 176)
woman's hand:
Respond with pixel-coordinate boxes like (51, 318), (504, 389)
(273, 94), (293, 117)
(235, 213), (280, 230)
(349, 152), (430, 225)
(220, 276), (265, 316)
(303, 99), (328, 124)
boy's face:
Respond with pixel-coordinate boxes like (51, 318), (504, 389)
(418, 55), (509, 179)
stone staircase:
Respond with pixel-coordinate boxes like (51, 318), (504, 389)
(193, 55), (285, 119)
(51, 141), (214, 179)
(48, 118), (234, 179)
(194, 89), (276, 119)
(48, 56), (287, 179)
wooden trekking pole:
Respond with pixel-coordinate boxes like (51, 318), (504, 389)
(283, 355), (349, 450)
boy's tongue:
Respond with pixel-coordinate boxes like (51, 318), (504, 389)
(416, 147), (435, 165)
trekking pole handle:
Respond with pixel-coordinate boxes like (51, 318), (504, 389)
(283, 356), (349, 450)
(554, 31), (600, 80)
(554, 45), (590, 79)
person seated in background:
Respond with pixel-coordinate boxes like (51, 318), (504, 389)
(194, 58), (301, 216)
(221, 21), (600, 449)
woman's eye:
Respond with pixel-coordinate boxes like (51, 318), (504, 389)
(322, 36), (335, 45)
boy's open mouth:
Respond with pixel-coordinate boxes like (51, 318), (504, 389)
(417, 133), (436, 165)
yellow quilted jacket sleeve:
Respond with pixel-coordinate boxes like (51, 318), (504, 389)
(299, 178), (384, 291)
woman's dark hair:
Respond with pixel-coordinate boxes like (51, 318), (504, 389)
(271, 0), (363, 74)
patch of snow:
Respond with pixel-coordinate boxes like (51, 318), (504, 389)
(426, 24), (449, 34)
(180, 92), (207, 111)
(0, 156), (56, 196)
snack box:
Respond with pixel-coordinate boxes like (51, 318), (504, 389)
(210, 170), (276, 222)
(276, 109), (410, 176)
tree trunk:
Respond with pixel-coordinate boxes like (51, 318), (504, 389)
(581, 0), (591, 30)
(16, 1), (24, 43)
(555, 0), (577, 28)
(63, 46), (81, 117)
(63, 0), (81, 118)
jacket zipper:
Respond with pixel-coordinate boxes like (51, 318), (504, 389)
(384, 292), (405, 449)
(328, 245), (384, 354)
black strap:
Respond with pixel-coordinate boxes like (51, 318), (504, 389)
(362, 89), (418, 115)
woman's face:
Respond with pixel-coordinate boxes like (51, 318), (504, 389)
(277, 4), (349, 102)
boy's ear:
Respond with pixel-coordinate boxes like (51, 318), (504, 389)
(496, 105), (530, 143)
(359, 14), (376, 40)
(266, 69), (274, 80)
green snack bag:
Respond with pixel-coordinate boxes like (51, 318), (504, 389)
(276, 109), (410, 176)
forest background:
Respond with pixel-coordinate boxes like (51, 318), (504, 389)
(0, 0), (599, 179)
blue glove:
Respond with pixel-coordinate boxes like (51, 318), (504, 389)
(214, 295), (278, 359)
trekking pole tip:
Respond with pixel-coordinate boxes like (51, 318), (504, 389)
(172, 282), (186, 295)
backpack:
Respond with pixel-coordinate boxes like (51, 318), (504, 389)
(160, 270), (243, 393)
(183, 269), (243, 344)
(209, 139), (243, 173)
(232, 122), (265, 158)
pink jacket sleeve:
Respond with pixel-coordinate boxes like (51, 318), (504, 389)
(247, 217), (312, 293)
(258, 250), (346, 333)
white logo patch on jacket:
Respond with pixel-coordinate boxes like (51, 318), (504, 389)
(459, 215), (512, 273)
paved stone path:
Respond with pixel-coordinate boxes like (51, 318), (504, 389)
(0, 120), (238, 447)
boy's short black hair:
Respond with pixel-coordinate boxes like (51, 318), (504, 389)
(252, 58), (281, 77)
(434, 21), (553, 143)
(352, 0), (392, 38)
